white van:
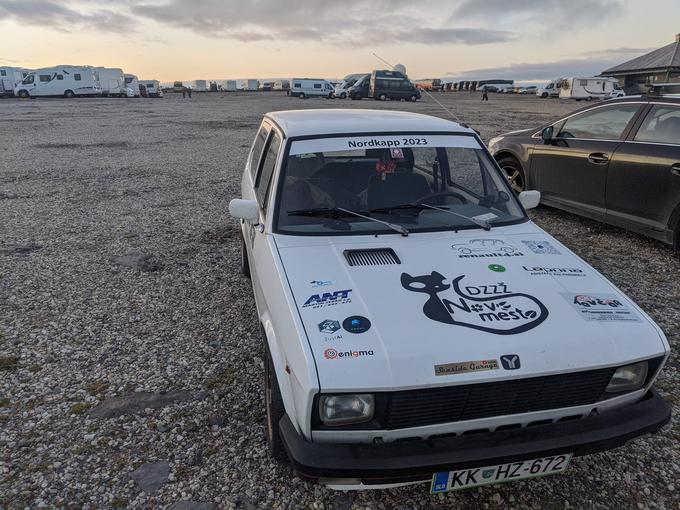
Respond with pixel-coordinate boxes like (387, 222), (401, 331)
(124, 74), (140, 97)
(333, 73), (368, 99)
(142, 80), (163, 98)
(559, 77), (624, 101)
(14, 66), (102, 98)
(289, 78), (334, 99)
(536, 79), (562, 98)
(0, 67), (30, 96)
(94, 67), (126, 97)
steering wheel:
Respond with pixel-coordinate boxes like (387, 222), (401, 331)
(414, 190), (468, 205)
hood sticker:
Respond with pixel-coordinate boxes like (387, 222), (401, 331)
(435, 359), (499, 376)
(451, 239), (523, 258)
(523, 266), (585, 277)
(342, 316), (371, 334)
(401, 272), (548, 335)
(303, 289), (352, 309)
(521, 240), (561, 255)
(562, 293), (641, 322)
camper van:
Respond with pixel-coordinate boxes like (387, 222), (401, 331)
(536, 79), (562, 98)
(94, 67), (126, 97)
(559, 77), (624, 101)
(124, 74), (140, 97)
(348, 74), (371, 99)
(14, 66), (101, 98)
(333, 73), (367, 99)
(369, 69), (421, 101)
(143, 80), (163, 98)
(0, 67), (30, 96)
(289, 78), (334, 98)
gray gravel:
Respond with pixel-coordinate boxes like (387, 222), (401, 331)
(1, 92), (678, 509)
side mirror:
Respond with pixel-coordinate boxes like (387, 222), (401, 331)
(519, 190), (541, 210)
(229, 199), (259, 222)
(541, 126), (554, 141)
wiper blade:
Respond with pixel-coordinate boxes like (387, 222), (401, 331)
(287, 207), (409, 236)
(371, 203), (491, 231)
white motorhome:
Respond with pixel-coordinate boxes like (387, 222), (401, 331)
(241, 79), (258, 91)
(142, 80), (163, 98)
(223, 80), (237, 91)
(333, 73), (368, 99)
(289, 78), (334, 99)
(14, 66), (102, 98)
(0, 67), (30, 96)
(536, 79), (562, 98)
(193, 80), (207, 92)
(94, 67), (126, 97)
(559, 77), (624, 101)
(124, 74), (140, 97)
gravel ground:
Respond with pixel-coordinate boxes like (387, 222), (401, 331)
(1, 92), (678, 509)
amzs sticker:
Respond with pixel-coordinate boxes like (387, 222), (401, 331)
(562, 293), (640, 322)
(401, 272), (548, 335)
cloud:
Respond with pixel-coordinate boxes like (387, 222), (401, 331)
(0, 0), (134, 32)
(451, 0), (623, 30)
(444, 47), (651, 82)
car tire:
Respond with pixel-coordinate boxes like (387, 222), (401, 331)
(379, 93), (387, 101)
(410, 94), (418, 102)
(340, 92), (346, 99)
(240, 231), (251, 278)
(64, 90), (75, 98)
(541, 92), (548, 98)
(17, 90), (29, 98)
(497, 156), (526, 194)
(299, 92), (305, 99)
(264, 339), (288, 463)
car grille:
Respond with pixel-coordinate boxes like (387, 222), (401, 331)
(383, 367), (616, 429)
(344, 248), (400, 266)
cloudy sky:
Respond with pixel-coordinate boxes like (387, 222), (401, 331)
(1, 0), (678, 82)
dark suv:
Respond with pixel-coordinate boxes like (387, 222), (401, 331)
(488, 95), (680, 249)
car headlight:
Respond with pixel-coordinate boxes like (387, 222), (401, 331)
(319, 394), (374, 426)
(487, 136), (504, 150)
(606, 361), (648, 393)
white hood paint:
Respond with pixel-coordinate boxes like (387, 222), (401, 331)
(275, 222), (667, 393)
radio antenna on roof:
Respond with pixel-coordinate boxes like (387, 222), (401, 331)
(371, 53), (467, 127)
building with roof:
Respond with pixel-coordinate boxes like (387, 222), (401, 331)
(602, 34), (680, 94)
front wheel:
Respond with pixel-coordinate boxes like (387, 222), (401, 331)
(378, 93), (387, 101)
(17, 90), (30, 98)
(541, 92), (548, 98)
(264, 340), (288, 463)
(298, 92), (305, 99)
(340, 92), (346, 99)
(497, 156), (526, 194)
(64, 90), (75, 98)
(409, 94), (418, 102)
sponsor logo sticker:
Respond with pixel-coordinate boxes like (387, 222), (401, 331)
(488, 264), (506, 273)
(318, 320), (341, 334)
(342, 315), (371, 334)
(562, 293), (641, 322)
(451, 239), (523, 258)
(303, 289), (352, 309)
(521, 240), (561, 255)
(523, 265), (585, 277)
(308, 279), (335, 289)
(435, 359), (499, 376)
(402, 272), (548, 335)
(324, 348), (374, 360)
(500, 354), (521, 370)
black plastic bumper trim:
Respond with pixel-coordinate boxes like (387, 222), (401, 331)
(279, 389), (670, 482)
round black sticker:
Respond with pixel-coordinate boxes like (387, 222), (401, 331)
(342, 315), (371, 334)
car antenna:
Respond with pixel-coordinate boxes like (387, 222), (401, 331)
(371, 53), (471, 129)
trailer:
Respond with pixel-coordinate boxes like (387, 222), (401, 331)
(124, 74), (140, 97)
(242, 79), (258, 91)
(193, 80), (207, 92)
(0, 67), (30, 97)
(559, 77), (624, 100)
(15, 66), (101, 98)
(94, 67), (126, 97)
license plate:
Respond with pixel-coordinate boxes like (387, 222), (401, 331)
(431, 453), (572, 493)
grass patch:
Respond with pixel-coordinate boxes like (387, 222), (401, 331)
(70, 403), (92, 415)
(87, 381), (109, 396)
(0, 356), (19, 371)
(205, 366), (237, 390)
(0, 398), (10, 407)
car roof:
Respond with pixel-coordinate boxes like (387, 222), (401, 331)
(607, 96), (680, 104)
(264, 109), (473, 138)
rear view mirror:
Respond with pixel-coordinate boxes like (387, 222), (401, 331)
(541, 126), (554, 141)
(519, 190), (541, 210)
(229, 199), (260, 222)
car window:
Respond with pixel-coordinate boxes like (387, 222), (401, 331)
(276, 134), (525, 235)
(39, 74), (51, 82)
(255, 131), (282, 208)
(557, 104), (639, 140)
(0, 70), (5, 76)
(248, 124), (271, 180)
(74, 74), (82, 81)
(634, 105), (680, 145)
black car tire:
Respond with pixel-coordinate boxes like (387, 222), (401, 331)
(298, 92), (305, 99)
(340, 92), (346, 99)
(541, 92), (549, 98)
(264, 339), (289, 463)
(17, 90), (29, 98)
(498, 156), (526, 194)
(379, 93), (387, 101)
(410, 94), (418, 102)
(240, 230), (251, 278)
(64, 90), (75, 98)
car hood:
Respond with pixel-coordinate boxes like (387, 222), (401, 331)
(275, 223), (667, 392)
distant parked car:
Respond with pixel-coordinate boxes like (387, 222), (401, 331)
(521, 86), (538, 95)
(488, 96), (680, 249)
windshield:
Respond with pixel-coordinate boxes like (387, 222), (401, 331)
(275, 134), (526, 235)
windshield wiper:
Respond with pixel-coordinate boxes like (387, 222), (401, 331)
(287, 207), (409, 236)
(370, 203), (491, 231)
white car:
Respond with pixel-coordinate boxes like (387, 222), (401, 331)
(228, 109), (671, 492)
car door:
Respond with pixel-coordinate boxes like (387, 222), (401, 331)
(249, 128), (284, 308)
(530, 103), (642, 219)
(606, 103), (680, 242)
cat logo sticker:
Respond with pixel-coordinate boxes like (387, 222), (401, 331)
(401, 272), (548, 335)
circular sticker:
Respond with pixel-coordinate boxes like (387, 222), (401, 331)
(324, 348), (338, 359)
(488, 264), (506, 273)
(342, 316), (371, 334)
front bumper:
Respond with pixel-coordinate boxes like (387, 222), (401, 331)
(280, 389), (670, 484)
